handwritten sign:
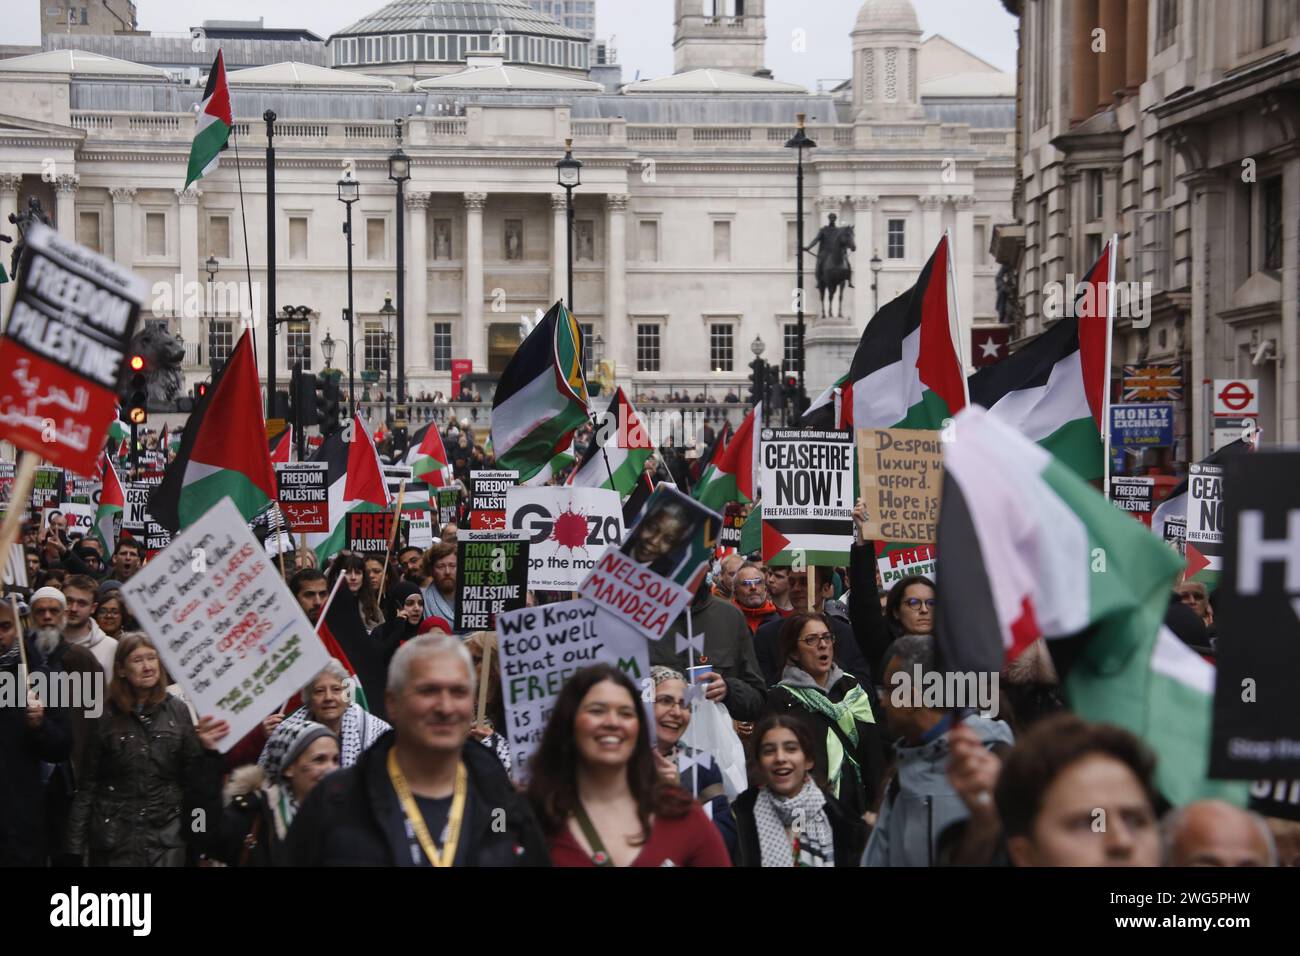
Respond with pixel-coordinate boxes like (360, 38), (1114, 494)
(498, 599), (650, 781)
(856, 428), (944, 545)
(454, 530), (529, 631)
(120, 497), (330, 752)
(275, 462), (328, 533)
(0, 223), (147, 476)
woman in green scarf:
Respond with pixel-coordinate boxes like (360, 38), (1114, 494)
(764, 611), (887, 818)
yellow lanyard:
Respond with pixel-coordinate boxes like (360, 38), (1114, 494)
(387, 749), (468, 868)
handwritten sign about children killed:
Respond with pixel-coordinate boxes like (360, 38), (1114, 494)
(120, 497), (330, 752)
(497, 599), (650, 781)
(506, 486), (625, 590)
(347, 511), (396, 554)
(759, 428), (854, 565)
(856, 428), (944, 545)
(0, 223), (147, 476)
(454, 530), (529, 631)
(275, 462), (329, 533)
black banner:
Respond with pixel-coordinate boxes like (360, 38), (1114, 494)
(347, 511), (396, 555)
(454, 531), (528, 632)
(1210, 451), (1300, 778)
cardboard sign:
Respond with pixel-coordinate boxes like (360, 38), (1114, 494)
(1109, 402), (1174, 449)
(275, 462), (329, 533)
(31, 466), (64, 518)
(578, 485), (717, 640)
(1210, 452), (1300, 778)
(120, 497), (331, 752)
(856, 428), (942, 546)
(403, 511), (434, 549)
(1185, 463), (1224, 580)
(0, 223), (147, 476)
(435, 487), (460, 528)
(347, 511), (396, 554)
(44, 503), (95, 539)
(497, 599), (650, 782)
(1109, 476), (1156, 525)
(878, 543), (938, 588)
(505, 486), (624, 591)
(454, 530), (529, 631)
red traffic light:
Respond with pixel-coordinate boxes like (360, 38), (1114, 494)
(129, 354), (145, 372)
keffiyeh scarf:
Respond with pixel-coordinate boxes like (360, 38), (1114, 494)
(779, 666), (876, 800)
(754, 777), (834, 867)
(260, 703), (390, 772)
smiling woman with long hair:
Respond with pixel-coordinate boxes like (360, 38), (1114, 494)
(527, 664), (730, 867)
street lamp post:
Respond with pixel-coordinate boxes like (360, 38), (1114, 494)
(750, 334), (769, 426)
(556, 138), (582, 311)
(870, 250), (883, 315)
(204, 254), (218, 376)
(337, 171), (359, 415)
(379, 292), (396, 430)
(389, 120), (411, 416)
(785, 113), (816, 415)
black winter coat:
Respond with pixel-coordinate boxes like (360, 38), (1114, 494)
(285, 731), (550, 866)
(753, 607), (872, 689)
(0, 642), (72, 866)
(730, 786), (867, 867)
(64, 694), (216, 866)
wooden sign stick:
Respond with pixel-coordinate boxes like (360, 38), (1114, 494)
(378, 480), (406, 598)
(476, 640), (492, 727)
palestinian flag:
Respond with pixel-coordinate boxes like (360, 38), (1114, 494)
(622, 471), (656, 528)
(690, 420), (732, 486)
(838, 234), (967, 431)
(569, 387), (653, 496)
(185, 50), (233, 189)
(149, 330), (276, 532)
(521, 437), (576, 487)
(92, 453), (124, 555)
(404, 421), (451, 487)
(490, 301), (590, 483)
(107, 416), (129, 457)
(308, 413), (392, 562)
(694, 405), (757, 515)
(269, 426), (293, 465)
(801, 375), (849, 430)
(311, 576), (370, 713)
(935, 406), (1243, 806)
(968, 239), (1114, 483)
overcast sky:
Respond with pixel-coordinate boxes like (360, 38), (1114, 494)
(3, 1), (1018, 88)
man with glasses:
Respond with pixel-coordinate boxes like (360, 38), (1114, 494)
(421, 542), (458, 627)
(732, 562), (776, 634)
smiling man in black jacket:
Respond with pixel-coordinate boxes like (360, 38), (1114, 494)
(286, 633), (548, 866)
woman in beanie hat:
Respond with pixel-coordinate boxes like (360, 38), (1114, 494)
(197, 721), (340, 867)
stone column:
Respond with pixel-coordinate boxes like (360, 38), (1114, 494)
(1070, 0), (1100, 124)
(1281, 150), (1299, 443)
(920, 195), (944, 260)
(549, 192), (569, 308)
(405, 191), (431, 377)
(605, 194), (629, 377)
(851, 194), (877, 326)
(110, 186), (136, 268)
(951, 194), (977, 369)
(176, 186), (202, 358)
(464, 192), (487, 372)
(1124, 0), (1148, 94)
(0, 174), (20, 321)
(1186, 172), (1225, 459)
(54, 173), (79, 241)
(1097, 0), (1127, 108)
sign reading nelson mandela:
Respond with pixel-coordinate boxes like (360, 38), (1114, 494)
(0, 223), (146, 476)
(1210, 451), (1300, 779)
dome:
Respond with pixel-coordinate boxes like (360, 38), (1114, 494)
(333, 0), (586, 42)
(854, 0), (921, 33)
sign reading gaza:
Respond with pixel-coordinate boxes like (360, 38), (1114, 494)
(454, 530), (529, 631)
(0, 223), (148, 476)
(506, 486), (624, 591)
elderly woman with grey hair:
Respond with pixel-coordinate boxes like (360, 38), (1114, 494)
(259, 659), (391, 770)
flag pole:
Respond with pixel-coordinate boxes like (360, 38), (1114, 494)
(572, 306), (616, 488)
(944, 228), (972, 408)
(378, 479), (406, 598)
(228, 97), (257, 367)
(1102, 234), (1118, 500)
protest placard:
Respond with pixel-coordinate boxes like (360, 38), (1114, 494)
(0, 223), (147, 476)
(435, 487), (460, 527)
(64, 473), (99, 505)
(720, 503), (747, 552)
(506, 486), (624, 590)
(31, 466), (64, 519)
(856, 427), (943, 545)
(877, 543), (938, 588)
(468, 469), (516, 529)
(759, 428), (854, 565)
(0, 461), (15, 506)
(275, 462), (329, 533)
(143, 518), (172, 554)
(497, 599), (650, 781)
(120, 497), (331, 752)
(1185, 462), (1224, 581)
(44, 503), (95, 540)
(578, 485), (717, 640)
(122, 482), (153, 533)
(347, 511), (396, 554)
(1109, 476), (1156, 525)
(454, 530), (529, 631)
(1210, 452), (1300, 778)
(403, 511), (434, 548)
(2, 543), (27, 590)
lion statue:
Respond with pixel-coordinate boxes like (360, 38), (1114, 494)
(127, 324), (187, 406)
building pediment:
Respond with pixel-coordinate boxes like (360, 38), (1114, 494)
(0, 113), (85, 144)
(1230, 270), (1282, 312)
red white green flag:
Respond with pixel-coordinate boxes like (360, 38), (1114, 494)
(185, 50), (233, 189)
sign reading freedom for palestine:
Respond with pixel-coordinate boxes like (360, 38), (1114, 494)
(0, 223), (147, 476)
(275, 462), (329, 533)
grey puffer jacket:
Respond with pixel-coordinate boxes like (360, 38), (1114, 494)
(862, 715), (1014, 867)
(64, 694), (219, 867)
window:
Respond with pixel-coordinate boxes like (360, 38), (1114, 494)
(973, 222), (988, 265)
(145, 212), (166, 256)
(286, 322), (311, 371)
(709, 323), (734, 372)
(783, 323), (800, 376)
(579, 322), (595, 374)
(787, 221), (799, 260)
(1261, 0), (1290, 47)
(77, 211), (100, 253)
(208, 319), (234, 366)
(1088, 170), (1104, 221)
(207, 214), (230, 260)
(636, 324), (660, 372)
(1262, 176), (1282, 271)
(712, 221), (731, 263)
(432, 322), (452, 371)
(1156, 0), (1180, 51)
(366, 218), (386, 262)
(887, 219), (905, 259)
(1086, 233), (1102, 266)
(637, 220), (659, 262)
(289, 216), (308, 261)
(363, 322), (388, 374)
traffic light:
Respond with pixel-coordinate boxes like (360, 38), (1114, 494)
(127, 354), (148, 424)
(748, 357), (767, 407)
(316, 373), (342, 436)
(767, 366), (782, 409)
(293, 366), (319, 427)
(193, 381), (209, 400)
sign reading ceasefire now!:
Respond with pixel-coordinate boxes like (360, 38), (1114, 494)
(0, 223), (147, 476)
